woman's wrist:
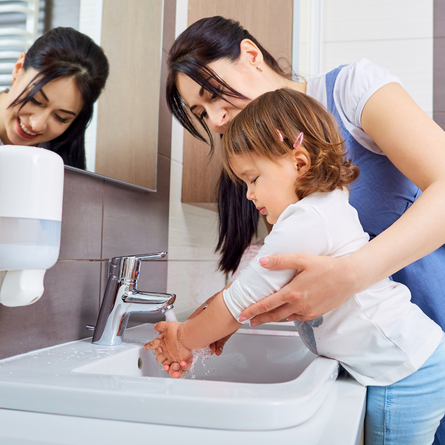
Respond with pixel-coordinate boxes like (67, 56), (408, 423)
(345, 238), (395, 294)
(339, 254), (362, 293)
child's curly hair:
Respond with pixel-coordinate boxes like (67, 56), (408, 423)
(222, 88), (359, 200)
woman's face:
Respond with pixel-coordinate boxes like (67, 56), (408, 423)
(3, 67), (84, 146)
(176, 57), (271, 135)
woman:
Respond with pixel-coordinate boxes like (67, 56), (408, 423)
(0, 27), (109, 168)
(165, 16), (445, 444)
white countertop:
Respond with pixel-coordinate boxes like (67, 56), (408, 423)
(0, 375), (365, 445)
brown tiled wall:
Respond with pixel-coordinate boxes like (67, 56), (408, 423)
(0, 0), (176, 359)
(434, 0), (445, 128)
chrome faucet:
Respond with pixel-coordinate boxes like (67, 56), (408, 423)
(91, 252), (176, 346)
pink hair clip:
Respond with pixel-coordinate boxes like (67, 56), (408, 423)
(276, 129), (284, 142)
(293, 132), (304, 150)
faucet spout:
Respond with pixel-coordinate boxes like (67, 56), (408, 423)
(91, 252), (176, 346)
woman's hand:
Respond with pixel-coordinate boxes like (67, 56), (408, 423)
(238, 253), (359, 326)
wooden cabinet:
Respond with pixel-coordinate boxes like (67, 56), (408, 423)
(182, 0), (294, 206)
(96, 0), (163, 191)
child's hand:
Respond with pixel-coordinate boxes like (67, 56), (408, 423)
(144, 321), (192, 367)
(209, 333), (235, 356)
(162, 331), (236, 378)
(144, 332), (175, 367)
(163, 357), (194, 378)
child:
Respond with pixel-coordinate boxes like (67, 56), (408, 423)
(145, 88), (445, 444)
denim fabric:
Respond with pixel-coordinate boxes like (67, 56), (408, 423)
(365, 334), (445, 444)
(324, 66), (445, 443)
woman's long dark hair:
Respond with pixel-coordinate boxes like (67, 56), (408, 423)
(9, 27), (109, 169)
(167, 16), (291, 273)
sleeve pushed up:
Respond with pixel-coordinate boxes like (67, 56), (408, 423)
(223, 202), (331, 320)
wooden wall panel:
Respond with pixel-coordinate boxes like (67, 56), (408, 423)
(96, 0), (163, 191)
(182, 0), (293, 204)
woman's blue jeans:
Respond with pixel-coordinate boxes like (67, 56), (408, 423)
(365, 334), (445, 445)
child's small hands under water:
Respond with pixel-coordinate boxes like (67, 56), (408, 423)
(149, 335), (235, 379)
(144, 321), (193, 378)
(162, 357), (194, 378)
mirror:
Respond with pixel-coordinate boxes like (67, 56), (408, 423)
(73, 0), (163, 192)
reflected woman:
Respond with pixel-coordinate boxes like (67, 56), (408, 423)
(0, 27), (109, 169)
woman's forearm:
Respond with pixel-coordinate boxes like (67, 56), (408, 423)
(180, 291), (242, 351)
(357, 83), (445, 289)
(350, 180), (445, 292)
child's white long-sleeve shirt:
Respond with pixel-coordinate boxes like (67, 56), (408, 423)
(223, 189), (443, 386)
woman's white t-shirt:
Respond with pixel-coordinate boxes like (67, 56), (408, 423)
(306, 58), (402, 155)
(223, 189), (443, 387)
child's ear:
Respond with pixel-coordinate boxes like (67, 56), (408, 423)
(293, 150), (310, 175)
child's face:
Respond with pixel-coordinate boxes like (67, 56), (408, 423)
(230, 152), (302, 224)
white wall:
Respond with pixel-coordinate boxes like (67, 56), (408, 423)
(299, 0), (433, 115)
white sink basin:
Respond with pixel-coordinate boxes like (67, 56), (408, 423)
(0, 324), (338, 431)
(75, 329), (319, 384)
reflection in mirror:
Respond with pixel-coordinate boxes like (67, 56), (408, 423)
(0, 2), (108, 173)
(75, 0), (164, 191)
(0, 0), (163, 192)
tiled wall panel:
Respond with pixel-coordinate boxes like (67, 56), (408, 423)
(323, 0), (432, 42)
(167, 260), (226, 318)
(321, 0), (433, 114)
(0, 247), (101, 359)
(59, 170), (103, 261)
(168, 160), (221, 261)
(167, 141), (225, 320)
(322, 39), (433, 114)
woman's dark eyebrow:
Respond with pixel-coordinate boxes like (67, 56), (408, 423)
(38, 88), (49, 102)
(59, 109), (77, 117)
(38, 87), (77, 116)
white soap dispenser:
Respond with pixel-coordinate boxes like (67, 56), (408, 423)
(0, 145), (64, 306)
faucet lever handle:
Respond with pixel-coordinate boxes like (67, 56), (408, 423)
(132, 252), (167, 261)
(109, 252), (167, 282)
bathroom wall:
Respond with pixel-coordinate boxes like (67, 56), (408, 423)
(321, 0), (433, 116)
(0, 0), (176, 360)
(1, 1), (440, 358)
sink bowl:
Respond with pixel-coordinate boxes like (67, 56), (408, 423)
(75, 329), (318, 384)
(0, 324), (338, 431)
